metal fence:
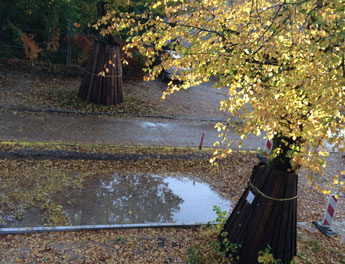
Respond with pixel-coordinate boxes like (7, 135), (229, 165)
(0, 28), (94, 72)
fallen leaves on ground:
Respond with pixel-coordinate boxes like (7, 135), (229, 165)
(1, 224), (344, 263)
(0, 63), (228, 120)
(295, 226), (345, 264)
(0, 144), (256, 227)
(0, 143), (343, 227)
(0, 227), (199, 263)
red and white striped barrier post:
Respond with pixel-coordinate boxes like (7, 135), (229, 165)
(313, 194), (338, 236)
(257, 139), (273, 164)
(264, 139), (272, 156)
(322, 194), (338, 226)
(199, 133), (204, 150)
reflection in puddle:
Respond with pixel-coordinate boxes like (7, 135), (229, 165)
(139, 121), (157, 129)
(139, 121), (170, 129)
(164, 177), (231, 223)
(62, 174), (182, 225)
(4, 173), (231, 227)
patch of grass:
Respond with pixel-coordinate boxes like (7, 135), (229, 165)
(257, 245), (281, 264)
(187, 246), (206, 264)
(186, 206), (239, 264)
(114, 237), (127, 244)
(47, 89), (156, 115)
(48, 90), (88, 109)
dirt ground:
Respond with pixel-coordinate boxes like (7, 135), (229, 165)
(0, 61), (229, 121)
(0, 145), (344, 263)
(1, 226), (344, 264)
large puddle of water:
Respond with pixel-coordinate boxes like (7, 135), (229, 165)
(3, 173), (231, 228)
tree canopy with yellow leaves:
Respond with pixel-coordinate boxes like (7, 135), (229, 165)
(97, 0), (344, 180)
(95, 1), (344, 261)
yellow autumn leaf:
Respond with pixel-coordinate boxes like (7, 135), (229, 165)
(97, 0), (345, 194)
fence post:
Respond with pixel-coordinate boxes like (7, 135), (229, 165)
(66, 32), (72, 72)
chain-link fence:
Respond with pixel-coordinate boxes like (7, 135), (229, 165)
(0, 27), (95, 72)
(0, 27), (146, 79)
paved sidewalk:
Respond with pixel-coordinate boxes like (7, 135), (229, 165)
(1, 109), (343, 152)
(0, 110), (262, 150)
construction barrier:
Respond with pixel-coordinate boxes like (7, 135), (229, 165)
(313, 194), (338, 236)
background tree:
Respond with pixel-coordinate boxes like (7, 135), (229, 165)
(0, 0), (161, 65)
(78, 0), (166, 105)
(98, 0), (345, 262)
(0, 0), (99, 62)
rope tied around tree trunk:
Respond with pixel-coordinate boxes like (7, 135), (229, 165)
(248, 180), (298, 201)
(86, 70), (122, 78)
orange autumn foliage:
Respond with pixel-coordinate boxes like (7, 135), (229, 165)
(21, 33), (42, 60)
(47, 30), (60, 52)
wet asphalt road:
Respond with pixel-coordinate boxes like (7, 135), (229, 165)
(0, 110), (263, 150)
